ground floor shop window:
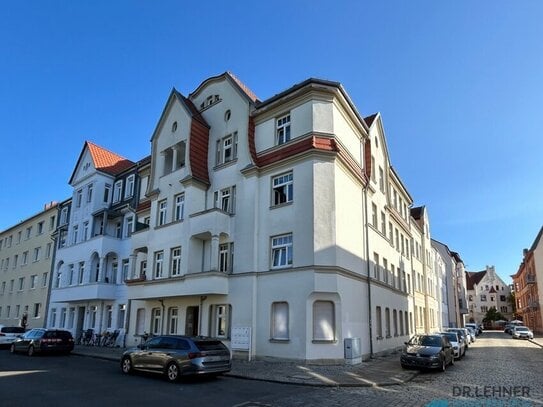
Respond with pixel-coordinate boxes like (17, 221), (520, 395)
(271, 302), (289, 340)
(313, 301), (335, 341)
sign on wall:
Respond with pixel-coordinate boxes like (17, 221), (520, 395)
(231, 327), (251, 351)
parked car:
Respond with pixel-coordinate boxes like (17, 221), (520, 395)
(10, 328), (74, 356)
(465, 326), (477, 342)
(511, 326), (534, 340)
(0, 325), (26, 348)
(446, 328), (470, 350)
(440, 331), (465, 359)
(120, 335), (232, 382)
(465, 323), (482, 336)
(400, 334), (455, 372)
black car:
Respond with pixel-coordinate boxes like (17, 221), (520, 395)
(10, 328), (74, 356)
(400, 334), (455, 372)
(121, 335), (232, 382)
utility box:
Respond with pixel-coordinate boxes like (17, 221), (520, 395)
(344, 337), (362, 365)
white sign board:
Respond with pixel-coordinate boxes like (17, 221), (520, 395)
(231, 327), (251, 350)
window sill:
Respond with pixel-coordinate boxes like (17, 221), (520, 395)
(270, 201), (293, 210)
(312, 339), (337, 344)
(213, 159), (238, 171)
(269, 338), (290, 343)
(270, 265), (293, 271)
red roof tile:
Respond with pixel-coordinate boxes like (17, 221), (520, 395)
(226, 71), (259, 103)
(86, 141), (135, 175)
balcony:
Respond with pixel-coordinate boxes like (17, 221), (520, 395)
(126, 271), (229, 300)
(526, 274), (536, 284)
(50, 283), (118, 303)
(189, 208), (232, 238)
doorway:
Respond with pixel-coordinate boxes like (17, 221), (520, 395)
(185, 306), (199, 336)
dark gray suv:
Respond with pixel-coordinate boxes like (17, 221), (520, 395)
(120, 335), (232, 382)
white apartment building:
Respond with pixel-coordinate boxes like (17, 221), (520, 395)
(48, 142), (142, 344)
(466, 265), (512, 325)
(121, 72), (440, 361)
(0, 203), (58, 329)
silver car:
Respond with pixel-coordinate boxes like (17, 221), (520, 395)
(512, 326), (534, 340)
(121, 335), (231, 382)
(440, 331), (465, 359)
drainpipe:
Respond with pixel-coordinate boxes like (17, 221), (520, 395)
(159, 299), (165, 335)
(44, 234), (58, 328)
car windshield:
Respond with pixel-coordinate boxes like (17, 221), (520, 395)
(516, 327), (528, 332)
(409, 336), (442, 347)
(442, 333), (457, 342)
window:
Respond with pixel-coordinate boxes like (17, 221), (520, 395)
(158, 200), (167, 226)
(393, 309), (398, 336)
(113, 180), (123, 203)
(219, 243), (233, 273)
(271, 234), (293, 269)
(370, 156), (376, 183)
(49, 215), (56, 230)
(213, 305), (230, 338)
(378, 167), (384, 192)
(87, 184), (93, 203)
(6, 305), (10, 318)
(37, 221), (44, 235)
(50, 308), (57, 327)
(33, 303), (41, 318)
(30, 275), (37, 289)
(385, 308), (391, 337)
(276, 114), (291, 145)
(500, 295), (506, 302)
(13, 254), (18, 268)
(389, 222), (393, 244)
(224, 110), (231, 121)
(171, 247), (181, 276)
(18, 277), (25, 291)
(104, 184), (111, 203)
(60, 207), (69, 225)
(399, 310), (404, 336)
(500, 306), (508, 313)
(0, 281), (4, 295)
(481, 306), (488, 313)
(368, 203), (377, 229)
(33, 247), (41, 262)
(271, 302), (289, 340)
(272, 172), (293, 206)
(117, 304), (126, 329)
(373, 253), (380, 279)
(216, 132), (238, 165)
(76, 190), (83, 207)
(122, 259), (130, 281)
(313, 301), (335, 341)
(68, 264), (74, 285)
(480, 295), (487, 302)
(17, 230), (22, 243)
(89, 306), (97, 328)
(115, 222), (122, 238)
(125, 216), (134, 238)
(154, 251), (164, 278)
(105, 305), (113, 328)
(42, 272), (48, 287)
(174, 193), (185, 221)
(78, 262), (85, 284)
(214, 186), (236, 213)
(83, 222), (89, 241)
(168, 307), (178, 334)
(380, 212), (386, 235)
(54, 270), (61, 288)
(60, 308), (67, 327)
(125, 175), (135, 198)
(72, 225), (78, 245)
(68, 308), (75, 328)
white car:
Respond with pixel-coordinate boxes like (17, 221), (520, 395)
(512, 326), (534, 340)
(0, 325), (26, 347)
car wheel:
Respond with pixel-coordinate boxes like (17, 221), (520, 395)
(165, 362), (179, 382)
(10, 344), (16, 354)
(121, 357), (133, 374)
(28, 345), (35, 357)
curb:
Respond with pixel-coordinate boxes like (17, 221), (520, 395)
(528, 339), (543, 349)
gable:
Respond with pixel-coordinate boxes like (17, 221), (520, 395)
(70, 148), (96, 186)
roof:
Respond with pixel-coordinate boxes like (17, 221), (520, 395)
(528, 225), (543, 252)
(364, 113), (378, 127)
(466, 270), (486, 289)
(410, 206), (424, 220)
(226, 71), (259, 103)
(188, 71), (259, 104)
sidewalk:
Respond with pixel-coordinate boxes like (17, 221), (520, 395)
(71, 345), (417, 387)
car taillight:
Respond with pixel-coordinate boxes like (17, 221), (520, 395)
(0, 333), (5, 337)
(188, 352), (206, 359)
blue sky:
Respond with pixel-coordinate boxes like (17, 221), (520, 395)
(2, 1), (543, 283)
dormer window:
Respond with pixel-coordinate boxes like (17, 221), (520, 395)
(276, 114), (291, 145)
(200, 95), (221, 110)
(113, 180), (123, 203)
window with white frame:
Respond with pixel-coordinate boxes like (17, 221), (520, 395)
(154, 251), (164, 278)
(171, 247), (181, 276)
(104, 184), (111, 203)
(60, 308), (67, 327)
(68, 264), (74, 286)
(83, 222), (89, 241)
(50, 308), (57, 327)
(106, 305), (113, 328)
(276, 114), (291, 145)
(30, 275), (37, 289)
(214, 186), (236, 213)
(18, 277), (25, 291)
(371, 203), (377, 227)
(60, 207), (68, 225)
(87, 183), (93, 203)
(54, 270), (61, 288)
(212, 304), (230, 338)
(122, 259), (129, 281)
(34, 303), (41, 318)
(33, 247), (41, 262)
(72, 225), (78, 245)
(37, 221), (44, 235)
(271, 302), (289, 340)
(125, 216), (134, 237)
(385, 307), (391, 337)
(168, 307), (178, 334)
(125, 175), (135, 198)
(272, 171), (293, 206)
(216, 132), (238, 165)
(113, 180), (123, 203)
(219, 243), (233, 273)
(174, 193), (185, 221)
(313, 301), (335, 341)
(68, 308), (75, 328)
(271, 234), (292, 269)
(151, 308), (162, 335)
(78, 262), (85, 284)
(378, 167), (384, 192)
(76, 190), (83, 207)
(42, 272), (48, 287)
(158, 200), (167, 226)
(49, 215), (55, 230)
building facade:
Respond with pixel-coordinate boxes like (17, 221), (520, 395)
(466, 265), (512, 325)
(511, 227), (543, 334)
(0, 203), (58, 329)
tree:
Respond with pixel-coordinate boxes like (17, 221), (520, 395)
(482, 307), (505, 323)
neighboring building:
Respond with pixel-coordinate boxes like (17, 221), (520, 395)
(466, 265), (512, 325)
(48, 142), (143, 345)
(0, 202), (58, 329)
(432, 240), (469, 328)
(511, 227), (543, 334)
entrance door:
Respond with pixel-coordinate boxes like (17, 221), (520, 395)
(76, 307), (85, 338)
(185, 306), (199, 336)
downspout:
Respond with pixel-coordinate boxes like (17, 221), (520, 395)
(159, 299), (165, 335)
(44, 234), (57, 328)
(361, 137), (373, 357)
